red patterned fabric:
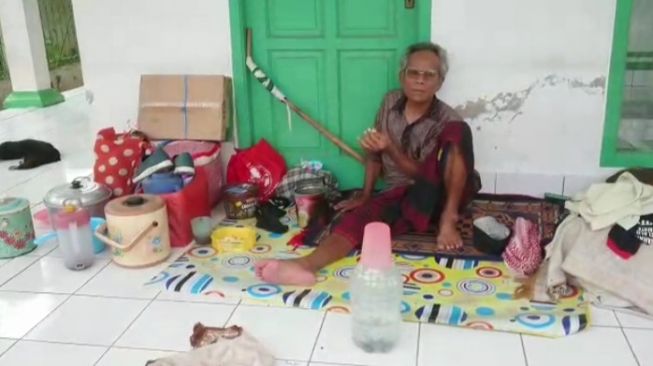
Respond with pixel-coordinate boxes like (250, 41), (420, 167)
(93, 128), (152, 197)
(502, 217), (542, 276)
(333, 122), (478, 247)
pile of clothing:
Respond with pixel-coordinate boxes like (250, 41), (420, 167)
(534, 172), (653, 316)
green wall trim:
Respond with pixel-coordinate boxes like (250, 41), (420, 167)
(3, 89), (65, 109)
(229, 0), (254, 147)
(600, 0), (650, 168)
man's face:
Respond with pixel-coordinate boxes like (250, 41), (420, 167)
(400, 50), (443, 103)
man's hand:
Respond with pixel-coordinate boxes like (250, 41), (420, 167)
(360, 131), (392, 153)
(334, 195), (370, 212)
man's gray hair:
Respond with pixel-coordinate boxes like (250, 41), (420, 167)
(400, 42), (449, 81)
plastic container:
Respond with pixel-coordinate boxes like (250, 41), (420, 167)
(211, 225), (256, 253)
(294, 183), (325, 228)
(52, 203), (95, 270)
(95, 195), (171, 268)
(223, 183), (259, 220)
(142, 172), (184, 195)
(90, 217), (107, 253)
(0, 197), (36, 258)
(350, 222), (402, 353)
(191, 216), (216, 245)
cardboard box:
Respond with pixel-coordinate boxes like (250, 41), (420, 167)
(137, 75), (232, 141)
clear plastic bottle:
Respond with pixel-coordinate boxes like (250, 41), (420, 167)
(350, 222), (403, 353)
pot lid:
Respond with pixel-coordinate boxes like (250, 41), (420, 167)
(105, 194), (165, 217)
(224, 183), (258, 196)
(43, 177), (112, 208)
(0, 197), (29, 215)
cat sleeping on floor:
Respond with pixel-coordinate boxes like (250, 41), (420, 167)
(0, 139), (61, 170)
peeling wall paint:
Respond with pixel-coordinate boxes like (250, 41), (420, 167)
(433, 0), (617, 177)
(455, 75), (606, 122)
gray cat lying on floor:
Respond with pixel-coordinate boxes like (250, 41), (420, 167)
(0, 139), (61, 170)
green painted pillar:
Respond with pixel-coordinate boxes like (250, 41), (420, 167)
(0, 0), (64, 109)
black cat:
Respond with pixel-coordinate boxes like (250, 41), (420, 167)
(0, 139), (61, 170)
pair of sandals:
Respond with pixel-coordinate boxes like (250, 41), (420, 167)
(255, 197), (291, 234)
(133, 148), (195, 184)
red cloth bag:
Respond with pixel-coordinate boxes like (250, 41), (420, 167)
(162, 141), (223, 208)
(93, 128), (152, 197)
(158, 168), (211, 247)
(226, 139), (287, 201)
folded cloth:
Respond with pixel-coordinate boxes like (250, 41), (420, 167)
(535, 214), (653, 315)
(275, 166), (340, 201)
(146, 324), (274, 366)
(565, 172), (653, 230)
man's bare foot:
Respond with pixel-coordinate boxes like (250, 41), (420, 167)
(436, 213), (463, 251)
(255, 259), (317, 286)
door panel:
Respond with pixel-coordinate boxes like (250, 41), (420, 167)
(338, 50), (397, 149)
(268, 50), (327, 149)
(267, 0), (324, 37)
(337, 0), (397, 37)
(240, 0), (424, 189)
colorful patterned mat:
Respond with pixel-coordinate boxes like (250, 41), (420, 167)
(146, 224), (590, 338)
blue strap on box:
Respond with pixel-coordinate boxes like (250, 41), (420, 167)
(182, 75), (189, 138)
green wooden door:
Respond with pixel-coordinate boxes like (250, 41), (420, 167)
(231, 0), (431, 189)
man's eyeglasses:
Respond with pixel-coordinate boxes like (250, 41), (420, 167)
(404, 68), (439, 82)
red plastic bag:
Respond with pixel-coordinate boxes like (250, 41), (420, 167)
(159, 168), (211, 247)
(226, 139), (287, 201)
(93, 128), (152, 197)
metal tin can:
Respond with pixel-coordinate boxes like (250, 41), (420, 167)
(0, 197), (36, 258)
(223, 184), (259, 220)
(294, 185), (326, 228)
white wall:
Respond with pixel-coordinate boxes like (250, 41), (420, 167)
(72, 0), (619, 196)
(71, 0), (232, 129)
(433, 0), (616, 177)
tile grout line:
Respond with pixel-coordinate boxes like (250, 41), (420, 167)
(307, 311), (327, 364)
(520, 334), (530, 366)
(222, 299), (243, 327)
(92, 293), (161, 366)
(619, 327), (642, 366)
(0, 256), (40, 288)
(0, 164), (60, 196)
(20, 339), (178, 353)
(16, 259), (112, 346)
(0, 339), (18, 359)
(415, 323), (422, 366)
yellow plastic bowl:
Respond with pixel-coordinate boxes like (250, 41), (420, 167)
(211, 225), (256, 253)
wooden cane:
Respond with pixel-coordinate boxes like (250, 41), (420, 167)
(246, 29), (365, 164)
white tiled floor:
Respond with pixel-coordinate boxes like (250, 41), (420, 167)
(1, 92), (651, 365)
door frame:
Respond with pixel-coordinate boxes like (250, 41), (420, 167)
(228, 0), (433, 147)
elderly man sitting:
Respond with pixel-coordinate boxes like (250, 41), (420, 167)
(256, 42), (480, 286)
